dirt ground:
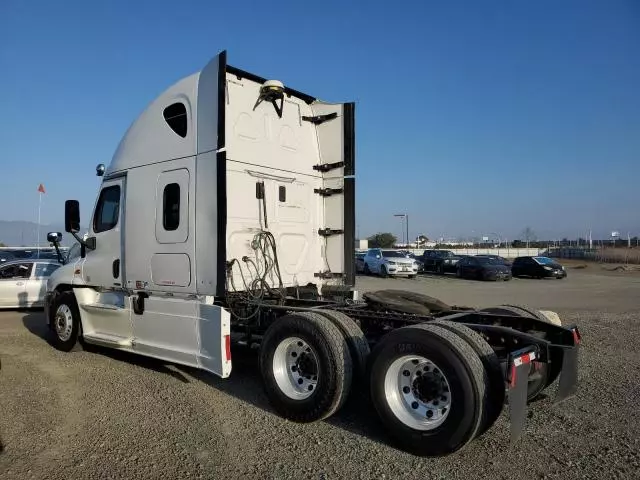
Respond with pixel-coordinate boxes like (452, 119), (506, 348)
(1, 268), (639, 479)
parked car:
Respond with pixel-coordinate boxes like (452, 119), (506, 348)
(362, 248), (419, 278)
(511, 256), (567, 279)
(419, 249), (463, 274)
(0, 251), (15, 264)
(401, 251), (424, 272)
(475, 254), (511, 266)
(0, 259), (62, 308)
(9, 249), (37, 259)
(457, 255), (512, 281)
(355, 252), (366, 273)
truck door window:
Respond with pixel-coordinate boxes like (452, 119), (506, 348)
(163, 183), (180, 231)
(93, 186), (121, 233)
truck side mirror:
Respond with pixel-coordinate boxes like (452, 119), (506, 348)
(65, 200), (81, 233)
(47, 232), (63, 243)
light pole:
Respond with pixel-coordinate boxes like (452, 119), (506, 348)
(488, 232), (501, 247)
(394, 213), (409, 247)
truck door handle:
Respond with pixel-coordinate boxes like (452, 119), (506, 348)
(15, 281), (24, 286)
(113, 259), (120, 279)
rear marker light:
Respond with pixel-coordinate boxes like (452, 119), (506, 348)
(224, 335), (231, 362)
(572, 328), (581, 345)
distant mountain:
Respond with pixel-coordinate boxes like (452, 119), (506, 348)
(0, 221), (84, 247)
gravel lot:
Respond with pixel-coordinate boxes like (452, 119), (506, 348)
(1, 268), (639, 479)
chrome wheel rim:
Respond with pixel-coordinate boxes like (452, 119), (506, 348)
(55, 304), (73, 342)
(384, 355), (452, 430)
(272, 337), (319, 400)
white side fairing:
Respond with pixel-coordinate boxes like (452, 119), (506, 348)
(132, 297), (231, 378)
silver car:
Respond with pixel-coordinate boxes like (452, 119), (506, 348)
(0, 259), (62, 308)
(362, 248), (419, 278)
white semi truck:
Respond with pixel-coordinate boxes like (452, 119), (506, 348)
(44, 51), (581, 456)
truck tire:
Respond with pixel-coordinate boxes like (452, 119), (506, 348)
(430, 320), (504, 436)
(48, 291), (82, 352)
(498, 304), (562, 326)
(369, 323), (488, 456)
(363, 290), (451, 315)
(315, 309), (370, 380)
(260, 312), (353, 423)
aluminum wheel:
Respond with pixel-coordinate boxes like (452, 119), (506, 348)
(384, 355), (452, 430)
(55, 304), (74, 342)
(272, 337), (319, 400)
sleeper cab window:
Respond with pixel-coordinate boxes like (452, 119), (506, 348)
(163, 183), (180, 231)
(163, 103), (188, 138)
(94, 185), (121, 233)
(156, 168), (189, 244)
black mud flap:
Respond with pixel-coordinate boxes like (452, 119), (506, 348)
(554, 325), (581, 404)
(507, 347), (537, 444)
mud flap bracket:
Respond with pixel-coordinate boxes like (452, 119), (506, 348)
(507, 346), (537, 444)
(554, 325), (581, 404)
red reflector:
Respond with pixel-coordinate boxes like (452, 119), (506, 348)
(224, 335), (231, 362)
(572, 328), (581, 345)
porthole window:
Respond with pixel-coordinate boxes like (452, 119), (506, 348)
(163, 103), (188, 138)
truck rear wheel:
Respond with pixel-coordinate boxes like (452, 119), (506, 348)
(431, 319), (504, 437)
(48, 291), (82, 352)
(497, 304), (562, 326)
(315, 309), (370, 380)
(369, 323), (488, 456)
(260, 312), (353, 423)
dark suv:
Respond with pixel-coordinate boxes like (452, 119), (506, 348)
(419, 249), (462, 274)
(511, 256), (567, 279)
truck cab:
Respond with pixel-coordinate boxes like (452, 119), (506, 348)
(45, 50), (355, 379)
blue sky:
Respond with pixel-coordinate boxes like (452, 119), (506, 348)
(1, 0), (638, 242)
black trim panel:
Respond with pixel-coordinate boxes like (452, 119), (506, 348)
(343, 177), (356, 286)
(226, 65), (316, 105)
(216, 51), (228, 298)
(343, 102), (355, 176)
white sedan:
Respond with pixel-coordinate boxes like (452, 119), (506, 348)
(0, 259), (62, 308)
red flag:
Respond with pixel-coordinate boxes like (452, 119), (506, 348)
(37, 183), (45, 194)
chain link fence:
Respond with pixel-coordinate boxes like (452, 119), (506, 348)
(545, 246), (640, 265)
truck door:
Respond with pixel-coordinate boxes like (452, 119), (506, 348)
(76, 176), (132, 341)
(82, 177), (125, 288)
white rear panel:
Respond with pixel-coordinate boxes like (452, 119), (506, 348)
(224, 71), (354, 292)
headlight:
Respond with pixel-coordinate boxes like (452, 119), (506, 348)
(387, 261), (396, 265)
(543, 266), (552, 271)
